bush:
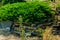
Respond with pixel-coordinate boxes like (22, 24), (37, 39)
(2, 0), (25, 5)
(0, 2), (54, 23)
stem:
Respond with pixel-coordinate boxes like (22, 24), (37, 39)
(19, 16), (26, 40)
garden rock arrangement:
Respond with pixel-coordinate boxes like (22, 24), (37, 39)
(0, 21), (12, 35)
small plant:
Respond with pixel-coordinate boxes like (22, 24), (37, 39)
(18, 16), (26, 40)
(42, 27), (60, 40)
(43, 27), (52, 40)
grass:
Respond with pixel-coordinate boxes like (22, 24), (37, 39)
(43, 27), (60, 40)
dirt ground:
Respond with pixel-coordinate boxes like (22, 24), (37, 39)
(0, 35), (19, 40)
(0, 35), (39, 40)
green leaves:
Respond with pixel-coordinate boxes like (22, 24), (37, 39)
(0, 2), (54, 23)
(2, 0), (25, 5)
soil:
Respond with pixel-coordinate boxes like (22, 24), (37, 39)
(0, 35), (38, 40)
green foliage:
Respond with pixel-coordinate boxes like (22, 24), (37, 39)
(0, 2), (54, 23)
(2, 0), (25, 5)
(56, 4), (60, 14)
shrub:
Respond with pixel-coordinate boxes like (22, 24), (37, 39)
(0, 2), (54, 23)
(2, 0), (25, 5)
